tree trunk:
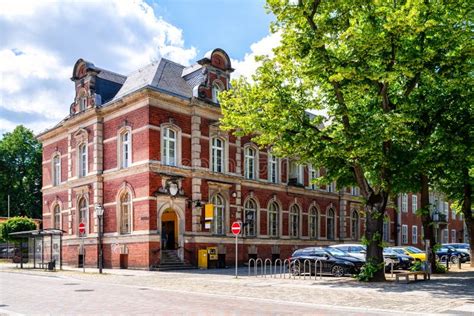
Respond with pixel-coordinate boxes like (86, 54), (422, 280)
(419, 174), (437, 273)
(364, 192), (388, 282)
(461, 168), (473, 267)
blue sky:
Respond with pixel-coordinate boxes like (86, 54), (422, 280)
(147, 0), (274, 59)
(0, 0), (279, 136)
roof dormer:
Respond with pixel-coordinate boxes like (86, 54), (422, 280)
(192, 48), (234, 104)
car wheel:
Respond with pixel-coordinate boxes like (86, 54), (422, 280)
(331, 265), (345, 277)
(450, 256), (459, 264)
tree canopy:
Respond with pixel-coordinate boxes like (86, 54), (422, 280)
(220, 0), (472, 281)
(0, 216), (37, 243)
(0, 125), (42, 218)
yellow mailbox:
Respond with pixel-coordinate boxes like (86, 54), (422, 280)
(198, 249), (208, 269)
(207, 247), (218, 261)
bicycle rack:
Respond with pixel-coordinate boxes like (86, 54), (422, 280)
(314, 259), (322, 280)
(303, 259), (312, 280)
(264, 259), (272, 278)
(274, 259), (282, 278)
(248, 258), (256, 276)
(255, 258), (263, 277)
(282, 259), (290, 279)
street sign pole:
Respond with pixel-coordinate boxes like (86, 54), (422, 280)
(231, 221), (241, 279)
(82, 235), (85, 273)
(235, 232), (238, 279)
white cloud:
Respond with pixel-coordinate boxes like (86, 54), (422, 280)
(0, 0), (196, 135)
(231, 32), (281, 80)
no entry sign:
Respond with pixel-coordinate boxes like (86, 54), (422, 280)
(231, 222), (241, 235)
(79, 222), (85, 235)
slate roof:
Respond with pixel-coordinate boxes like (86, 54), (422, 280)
(111, 58), (205, 103)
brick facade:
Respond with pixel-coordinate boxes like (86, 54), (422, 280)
(38, 49), (466, 270)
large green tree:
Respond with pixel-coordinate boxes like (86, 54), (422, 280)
(0, 125), (42, 218)
(220, 0), (470, 281)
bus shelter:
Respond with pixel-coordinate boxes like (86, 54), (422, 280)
(9, 229), (63, 270)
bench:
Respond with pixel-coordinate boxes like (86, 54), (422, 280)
(395, 271), (430, 283)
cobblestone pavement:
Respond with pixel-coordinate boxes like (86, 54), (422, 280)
(1, 263), (473, 315)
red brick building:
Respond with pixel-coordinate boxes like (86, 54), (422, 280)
(38, 48), (466, 269)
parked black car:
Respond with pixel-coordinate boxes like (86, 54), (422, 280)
(289, 247), (364, 277)
(436, 246), (470, 264)
(384, 248), (414, 270)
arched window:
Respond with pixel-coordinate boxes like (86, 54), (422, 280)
(120, 192), (131, 234)
(120, 131), (131, 168)
(309, 207), (319, 239)
(212, 82), (222, 103)
(162, 127), (177, 166)
(351, 210), (360, 240)
(211, 138), (224, 173)
(289, 204), (300, 238)
(244, 199), (257, 237)
(327, 208), (335, 240)
(52, 155), (60, 186)
(79, 96), (87, 111)
(212, 194), (225, 235)
(78, 198), (87, 235)
(53, 205), (61, 229)
(244, 147), (256, 180)
(268, 202), (279, 237)
(78, 144), (87, 177)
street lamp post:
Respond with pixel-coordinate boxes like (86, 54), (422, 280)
(95, 204), (104, 274)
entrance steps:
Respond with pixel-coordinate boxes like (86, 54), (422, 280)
(151, 250), (195, 271)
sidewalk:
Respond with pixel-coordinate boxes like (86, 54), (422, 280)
(2, 262), (473, 314)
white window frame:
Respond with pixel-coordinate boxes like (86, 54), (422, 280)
(120, 192), (131, 234)
(268, 202), (279, 237)
(401, 194), (408, 213)
(327, 208), (335, 240)
(309, 165), (319, 190)
(53, 204), (61, 230)
(212, 194), (225, 235)
(383, 221), (389, 242)
(161, 125), (182, 167)
(412, 195), (418, 213)
(211, 137), (225, 173)
(351, 186), (360, 196)
(120, 131), (132, 169)
(289, 204), (300, 238)
(268, 153), (279, 184)
(402, 224), (408, 244)
(309, 207), (318, 239)
(52, 154), (61, 186)
(78, 143), (87, 178)
(244, 146), (257, 180)
(441, 229), (449, 244)
(244, 199), (257, 237)
(351, 210), (360, 240)
(327, 181), (336, 193)
(412, 225), (418, 244)
(212, 81), (223, 103)
(78, 197), (88, 236)
(288, 160), (303, 185)
(79, 97), (87, 111)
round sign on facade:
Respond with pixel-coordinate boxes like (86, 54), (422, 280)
(79, 222), (85, 235)
(231, 222), (241, 235)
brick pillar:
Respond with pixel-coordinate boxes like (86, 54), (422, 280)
(191, 114), (202, 232)
(236, 137), (241, 175)
(92, 119), (104, 233)
(339, 199), (347, 239)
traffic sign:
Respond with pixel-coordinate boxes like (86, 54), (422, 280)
(79, 222), (85, 235)
(231, 222), (241, 235)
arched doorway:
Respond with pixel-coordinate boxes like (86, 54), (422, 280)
(161, 209), (178, 250)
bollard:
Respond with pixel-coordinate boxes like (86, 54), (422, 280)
(458, 256), (461, 270)
(446, 255), (449, 271)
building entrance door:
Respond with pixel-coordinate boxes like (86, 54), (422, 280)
(161, 209), (178, 250)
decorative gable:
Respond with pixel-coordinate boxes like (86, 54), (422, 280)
(70, 59), (100, 115)
(193, 49), (234, 104)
